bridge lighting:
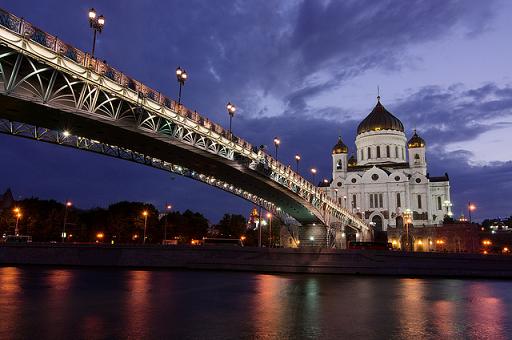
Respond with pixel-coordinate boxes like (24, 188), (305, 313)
(273, 137), (280, 159)
(88, 8), (105, 58)
(310, 168), (317, 185)
(63, 130), (71, 137)
(295, 154), (301, 173)
(226, 102), (236, 136)
(176, 66), (188, 106)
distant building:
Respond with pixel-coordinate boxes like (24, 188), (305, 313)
(320, 96), (452, 233)
(387, 223), (481, 253)
(0, 188), (14, 212)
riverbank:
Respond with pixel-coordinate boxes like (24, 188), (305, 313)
(1, 243), (511, 278)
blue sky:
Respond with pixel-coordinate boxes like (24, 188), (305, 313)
(1, 0), (511, 222)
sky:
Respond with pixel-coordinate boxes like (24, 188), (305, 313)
(1, 0), (511, 222)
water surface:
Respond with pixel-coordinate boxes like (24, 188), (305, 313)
(0, 267), (511, 339)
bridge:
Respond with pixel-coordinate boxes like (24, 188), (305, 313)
(0, 8), (372, 247)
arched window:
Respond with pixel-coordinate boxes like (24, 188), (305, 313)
(386, 145), (390, 157)
(396, 193), (401, 207)
(377, 146), (381, 158)
(368, 147), (372, 159)
(360, 149), (364, 160)
(402, 147), (405, 160)
(336, 160), (342, 170)
(414, 154), (420, 160)
(395, 146), (399, 158)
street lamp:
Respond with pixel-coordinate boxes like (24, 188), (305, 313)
(163, 204), (172, 243)
(468, 202), (476, 223)
(442, 200), (453, 218)
(88, 8), (105, 58)
(403, 209), (413, 251)
(142, 210), (149, 245)
(266, 213), (273, 248)
(310, 168), (317, 185)
(13, 207), (21, 236)
(175, 66), (188, 106)
(295, 154), (301, 173)
(226, 102), (236, 136)
(62, 201), (72, 242)
(273, 137), (280, 159)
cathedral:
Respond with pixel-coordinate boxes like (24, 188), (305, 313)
(320, 96), (452, 232)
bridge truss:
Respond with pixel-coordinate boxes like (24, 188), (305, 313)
(0, 8), (372, 241)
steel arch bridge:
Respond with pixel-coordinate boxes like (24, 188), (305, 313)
(0, 8), (372, 245)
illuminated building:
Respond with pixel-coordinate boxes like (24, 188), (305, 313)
(321, 96), (452, 233)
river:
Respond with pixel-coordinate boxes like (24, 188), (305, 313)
(0, 266), (511, 339)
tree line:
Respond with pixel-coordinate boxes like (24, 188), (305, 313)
(0, 198), (281, 246)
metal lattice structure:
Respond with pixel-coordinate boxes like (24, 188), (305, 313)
(0, 8), (372, 241)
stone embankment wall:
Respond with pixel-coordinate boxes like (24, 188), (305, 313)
(1, 244), (512, 278)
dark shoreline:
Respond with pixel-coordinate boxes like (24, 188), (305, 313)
(1, 243), (512, 279)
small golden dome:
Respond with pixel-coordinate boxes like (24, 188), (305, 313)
(332, 136), (348, 154)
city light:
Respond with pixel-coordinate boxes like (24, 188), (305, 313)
(96, 232), (104, 239)
(63, 130), (71, 137)
(66, 201), (72, 207)
(482, 240), (492, 246)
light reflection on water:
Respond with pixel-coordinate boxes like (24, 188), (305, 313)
(0, 267), (511, 339)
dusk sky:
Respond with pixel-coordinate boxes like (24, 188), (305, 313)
(1, 0), (511, 222)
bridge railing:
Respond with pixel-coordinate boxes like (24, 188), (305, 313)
(0, 7), (367, 228)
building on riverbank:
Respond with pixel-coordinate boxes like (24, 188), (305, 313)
(319, 97), (452, 234)
(387, 222), (480, 253)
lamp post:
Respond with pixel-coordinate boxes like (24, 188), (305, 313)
(403, 209), (413, 251)
(164, 204), (172, 243)
(273, 137), (280, 160)
(175, 66), (188, 106)
(226, 102), (236, 137)
(267, 213), (272, 248)
(62, 201), (72, 242)
(13, 207), (21, 236)
(310, 168), (317, 185)
(88, 8), (105, 58)
(443, 200), (453, 218)
(468, 202), (476, 223)
(295, 154), (301, 173)
(142, 210), (148, 245)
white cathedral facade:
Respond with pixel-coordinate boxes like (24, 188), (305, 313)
(319, 96), (453, 231)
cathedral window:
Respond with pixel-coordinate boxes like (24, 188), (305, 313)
(377, 146), (381, 158)
(386, 145), (390, 157)
(361, 149), (364, 160)
(437, 196), (442, 210)
(336, 160), (342, 170)
(368, 147), (372, 159)
(414, 154), (420, 160)
(352, 194), (356, 208)
(370, 194), (384, 208)
(402, 147), (405, 160)
(417, 195), (422, 209)
(395, 146), (399, 158)
(397, 193), (401, 207)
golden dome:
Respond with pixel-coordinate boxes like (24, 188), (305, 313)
(408, 130), (426, 148)
(332, 136), (348, 154)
